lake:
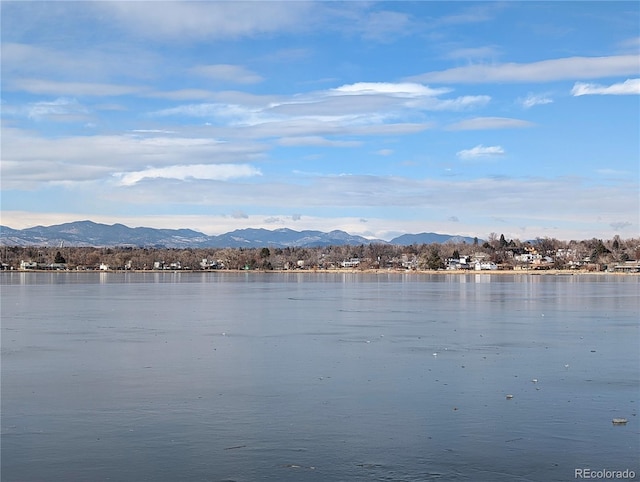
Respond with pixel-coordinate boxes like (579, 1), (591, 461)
(1, 272), (638, 481)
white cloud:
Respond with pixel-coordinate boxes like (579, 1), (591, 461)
(8, 174), (632, 241)
(9, 98), (90, 122)
(115, 164), (262, 186)
(131, 129), (177, 135)
(376, 149), (394, 156)
(408, 55), (639, 84)
(149, 82), (485, 139)
(97, 1), (316, 40)
(419, 95), (491, 111)
(276, 136), (361, 147)
(1, 127), (268, 188)
(146, 89), (216, 101)
(456, 145), (505, 160)
(190, 64), (263, 84)
(520, 93), (553, 108)
(447, 117), (534, 130)
(571, 78), (640, 96)
(330, 82), (451, 97)
(8, 78), (144, 97)
(1, 42), (158, 82)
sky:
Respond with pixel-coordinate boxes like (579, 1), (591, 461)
(1, 1), (639, 242)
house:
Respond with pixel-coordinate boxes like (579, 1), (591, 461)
(612, 261), (640, 273)
(20, 260), (38, 270)
(200, 259), (224, 270)
(401, 254), (417, 270)
(446, 256), (471, 270)
(514, 253), (538, 263)
(474, 261), (498, 271)
(99, 263), (110, 271)
(341, 258), (360, 268)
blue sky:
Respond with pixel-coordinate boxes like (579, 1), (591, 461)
(1, 1), (638, 241)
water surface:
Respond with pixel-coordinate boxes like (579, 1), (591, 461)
(2, 272), (638, 481)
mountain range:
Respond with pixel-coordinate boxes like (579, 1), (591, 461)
(0, 221), (478, 248)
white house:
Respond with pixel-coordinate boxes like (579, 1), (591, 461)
(446, 256), (471, 270)
(341, 258), (360, 268)
(20, 260), (38, 270)
(474, 261), (498, 271)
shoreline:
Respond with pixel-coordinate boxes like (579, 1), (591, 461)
(4, 268), (638, 276)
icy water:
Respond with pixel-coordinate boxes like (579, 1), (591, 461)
(1, 272), (638, 482)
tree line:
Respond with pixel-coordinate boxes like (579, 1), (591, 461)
(1, 234), (638, 271)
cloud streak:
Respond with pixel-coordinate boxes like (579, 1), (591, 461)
(1, 127), (268, 188)
(520, 93), (553, 108)
(190, 64), (263, 84)
(457, 145), (505, 160)
(7, 78), (144, 97)
(447, 117), (534, 130)
(149, 82), (488, 138)
(96, 1), (317, 40)
(115, 164), (262, 186)
(409, 55), (639, 84)
(571, 78), (640, 96)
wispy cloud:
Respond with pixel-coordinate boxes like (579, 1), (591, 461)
(190, 64), (263, 84)
(408, 55), (639, 84)
(15, 98), (89, 122)
(520, 93), (553, 108)
(96, 1), (316, 40)
(1, 127), (268, 189)
(276, 136), (361, 147)
(447, 117), (534, 130)
(115, 164), (262, 186)
(457, 145), (505, 160)
(571, 78), (640, 96)
(7, 78), (144, 97)
(146, 89), (216, 101)
(356, 9), (416, 41)
(446, 45), (501, 61)
(436, 3), (501, 26)
(149, 82), (487, 138)
(330, 82), (451, 97)
(617, 36), (640, 53)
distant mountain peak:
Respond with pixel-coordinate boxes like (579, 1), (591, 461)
(0, 221), (477, 248)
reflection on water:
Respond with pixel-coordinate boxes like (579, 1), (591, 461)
(2, 273), (639, 481)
